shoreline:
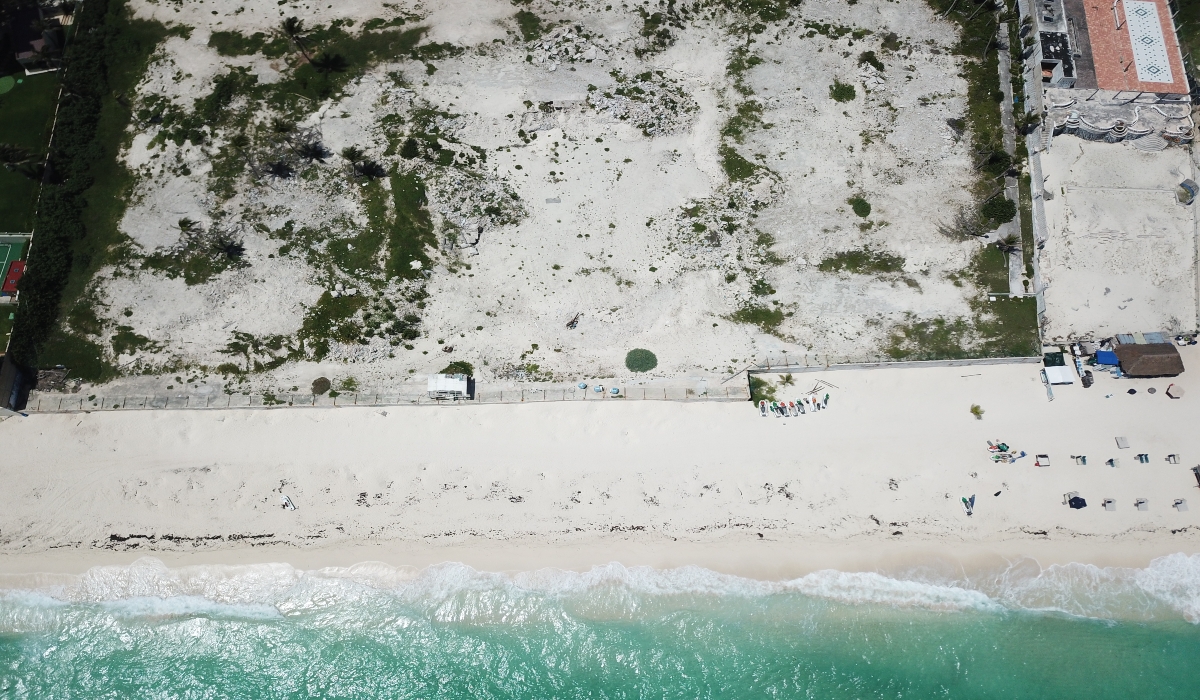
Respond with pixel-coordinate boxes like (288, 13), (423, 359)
(1, 537), (1196, 581)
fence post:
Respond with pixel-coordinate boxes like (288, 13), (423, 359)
(354, 393), (358, 405)
(58, 397), (62, 411)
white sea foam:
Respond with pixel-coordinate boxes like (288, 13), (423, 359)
(3, 554), (1199, 626)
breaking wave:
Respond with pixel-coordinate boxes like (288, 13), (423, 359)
(2, 553), (1198, 625)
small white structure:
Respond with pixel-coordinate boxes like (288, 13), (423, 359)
(428, 373), (469, 399)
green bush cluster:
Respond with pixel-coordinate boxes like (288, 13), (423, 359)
(829, 80), (856, 102)
(625, 349), (658, 372)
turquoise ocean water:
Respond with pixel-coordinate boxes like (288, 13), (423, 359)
(2, 555), (1199, 698)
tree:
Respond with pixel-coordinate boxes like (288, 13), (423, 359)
(982, 196), (1018, 225)
(994, 233), (1020, 254)
(295, 140), (330, 162)
(340, 145), (364, 164)
(280, 16), (310, 60)
(625, 348), (658, 372)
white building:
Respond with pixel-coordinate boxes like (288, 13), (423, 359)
(427, 373), (469, 399)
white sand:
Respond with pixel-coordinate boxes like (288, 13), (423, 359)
(3, 354), (1198, 577)
(1040, 139), (1199, 339)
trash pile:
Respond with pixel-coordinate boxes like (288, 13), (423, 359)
(527, 26), (610, 71)
(987, 440), (1027, 464)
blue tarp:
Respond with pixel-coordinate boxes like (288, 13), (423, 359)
(1096, 350), (1119, 366)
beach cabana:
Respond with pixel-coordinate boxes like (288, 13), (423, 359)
(1113, 344), (1184, 378)
(427, 373), (469, 399)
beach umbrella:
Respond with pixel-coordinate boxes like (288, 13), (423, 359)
(1068, 496), (1087, 509)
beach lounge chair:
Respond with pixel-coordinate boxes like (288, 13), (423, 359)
(1035, 454), (1050, 467)
(795, 398), (805, 414)
(1106, 458), (1120, 468)
(1071, 455), (1087, 466)
(281, 495), (297, 511)
(1135, 498), (1149, 512)
(1103, 499), (1116, 511)
(1174, 499), (1189, 512)
(1166, 454), (1180, 464)
(1063, 491), (1079, 505)
(1115, 437), (1130, 449)
(759, 400), (768, 417)
(1192, 467), (1200, 488)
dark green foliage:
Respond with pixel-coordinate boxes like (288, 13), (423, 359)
(719, 145), (757, 181)
(980, 149), (1012, 176)
(624, 348), (658, 372)
(885, 316), (972, 360)
(818, 247), (904, 275)
(981, 196), (1017, 224)
(749, 376), (776, 403)
(311, 52), (349, 74)
(311, 376), (331, 394)
(400, 137), (420, 159)
(411, 42), (463, 62)
(858, 51), (885, 72)
(515, 10), (543, 41)
(749, 278), (776, 296)
(208, 31), (289, 58)
(847, 196), (871, 218)
(9, 0), (166, 376)
(729, 304), (785, 334)
(970, 243), (1009, 294)
(723, 0), (800, 23)
(829, 80), (856, 102)
(298, 292), (368, 360)
(440, 360), (475, 375)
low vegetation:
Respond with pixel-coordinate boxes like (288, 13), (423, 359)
(818, 247), (904, 275)
(625, 349), (658, 372)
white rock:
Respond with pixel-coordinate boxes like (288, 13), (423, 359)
(335, 283), (344, 291)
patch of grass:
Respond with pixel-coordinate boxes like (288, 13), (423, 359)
(818, 246), (904, 275)
(515, 10), (543, 41)
(625, 348), (658, 372)
(729, 304), (785, 334)
(721, 100), (764, 143)
(110, 325), (160, 356)
(143, 230), (248, 285)
(847, 196), (871, 218)
(298, 291), (368, 361)
(749, 278), (776, 296)
(387, 172), (436, 279)
(264, 25), (426, 105)
(885, 316), (972, 360)
(37, 333), (115, 383)
(829, 80), (856, 102)
(208, 30), (290, 58)
(974, 296), (1039, 357)
(440, 360), (475, 375)
(719, 145), (757, 182)
(970, 243), (1009, 295)
(0, 72), (59, 231)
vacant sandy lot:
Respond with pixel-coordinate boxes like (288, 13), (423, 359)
(69, 0), (992, 395)
(1040, 139), (1198, 340)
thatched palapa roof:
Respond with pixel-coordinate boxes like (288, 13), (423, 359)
(1114, 343), (1185, 378)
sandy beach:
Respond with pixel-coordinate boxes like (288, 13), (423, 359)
(2, 353), (1198, 580)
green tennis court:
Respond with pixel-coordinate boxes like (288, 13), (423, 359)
(0, 235), (30, 278)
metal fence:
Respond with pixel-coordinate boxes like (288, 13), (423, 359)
(24, 385), (753, 413)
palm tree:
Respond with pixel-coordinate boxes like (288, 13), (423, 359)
(271, 117), (295, 134)
(178, 217), (199, 234)
(0, 143), (33, 166)
(265, 160), (294, 178)
(994, 233), (1021, 254)
(340, 146), (364, 164)
(295, 140), (330, 163)
(280, 17), (311, 61)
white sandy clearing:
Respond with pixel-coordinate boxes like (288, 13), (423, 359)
(1040, 138), (1199, 339)
(2, 349), (1198, 577)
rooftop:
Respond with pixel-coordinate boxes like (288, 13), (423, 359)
(1082, 0), (1188, 94)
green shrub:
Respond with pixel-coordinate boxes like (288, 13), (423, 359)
(625, 349), (658, 372)
(515, 10), (543, 41)
(311, 377), (331, 394)
(440, 361), (475, 375)
(829, 80), (856, 102)
(818, 246), (904, 275)
(981, 196), (1017, 224)
(847, 196), (871, 218)
(858, 50), (884, 71)
(729, 305), (785, 333)
(749, 376), (776, 403)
